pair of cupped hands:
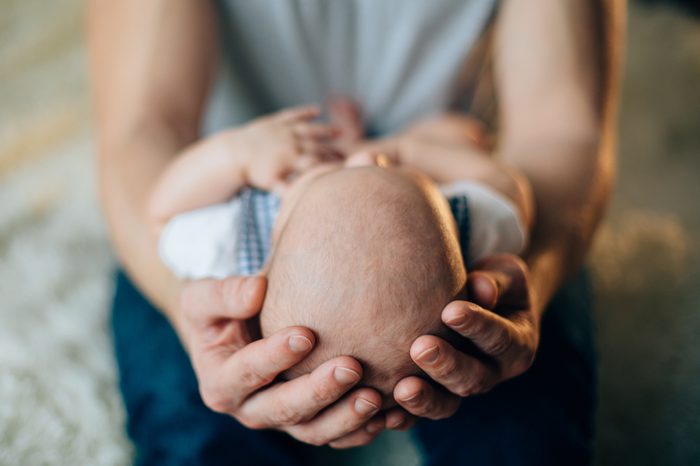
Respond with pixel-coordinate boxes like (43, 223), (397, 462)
(175, 101), (541, 449)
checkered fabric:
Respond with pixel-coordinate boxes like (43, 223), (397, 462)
(235, 188), (471, 275)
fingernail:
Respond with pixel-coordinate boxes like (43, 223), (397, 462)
(417, 345), (440, 364)
(445, 312), (466, 327)
(386, 415), (404, 429)
(334, 367), (361, 385)
(366, 420), (383, 434)
(354, 398), (379, 416)
(288, 335), (313, 353)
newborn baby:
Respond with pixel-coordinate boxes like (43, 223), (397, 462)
(149, 106), (530, 401)
(260, 166), (466, 397)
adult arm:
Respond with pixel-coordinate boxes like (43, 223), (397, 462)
(88, 0), (386, 447)
(394, 0), (623, 417)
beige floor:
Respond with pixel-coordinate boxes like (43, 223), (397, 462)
(0, 1), (698, 465)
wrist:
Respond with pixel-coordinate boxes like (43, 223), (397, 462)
(217, 128), (251, 184)
(392, 134), (414, 166)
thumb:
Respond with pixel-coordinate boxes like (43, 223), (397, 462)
(468, 254), (530, 312)
(180, 275), (267, 325)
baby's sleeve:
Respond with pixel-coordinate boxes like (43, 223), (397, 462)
(158, 198), (243, 280)
(440, 181), (528, 264)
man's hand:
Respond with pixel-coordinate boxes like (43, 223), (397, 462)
(393, 254), (541, 419)
(178, 275), (389, 448)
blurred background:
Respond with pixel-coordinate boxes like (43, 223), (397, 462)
(0, 1), (698, 465)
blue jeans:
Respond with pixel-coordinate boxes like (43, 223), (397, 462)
(111, 270), (597, 466)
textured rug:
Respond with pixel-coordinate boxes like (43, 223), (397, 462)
(1, 1), (698, 465)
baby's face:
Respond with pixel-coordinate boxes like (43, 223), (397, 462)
(261, 161), (467, 405)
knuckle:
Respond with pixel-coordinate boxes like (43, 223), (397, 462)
(296, 430), (327, 447)
(236, 413), (265, 430)
(275, 403), (304, 427)
(484, 330), (512, 356)
(308, 437), (327, 447)
(433, 353), (458, 380)
(240, 366), (274, 389)
(200, 387), (229, 414)
(454, 383), (472, 398)
(310, 379), (336, 406)
(512, 353), (535, 376)
(455, 367), (486, 397)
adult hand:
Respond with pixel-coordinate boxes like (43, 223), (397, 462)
(177, 275), (389, 448)
(393, 254), (541, 419)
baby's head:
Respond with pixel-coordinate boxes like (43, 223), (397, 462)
(260, 163), (466, 402)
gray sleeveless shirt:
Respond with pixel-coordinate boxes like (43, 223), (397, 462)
(203, 0), (496, 136)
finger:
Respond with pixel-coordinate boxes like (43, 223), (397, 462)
(235, 356), (363, 428)
(180, 276), (267, 324)
(293, 122), (340, 140)
(393, 376), (460, 420)
(466, 271), (500, 310)
(276, 105), (320, 122)
(292, 153), (322, 173)
(203, 326), (315, 413)
(442, 301), (517, 358)
(296, 138), (331, 159)
(384, 408), (417, 431)
(319, 145), (346, 162)
(326, 95), (364, 142)
(410, 336), (499, 397)
(470, 254), (531, 311)
(285, 388), (382, 446)
(328, 416), (385, 449)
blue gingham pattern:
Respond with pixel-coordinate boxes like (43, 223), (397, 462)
(235, 188), (471, 275)
(236, 188), (280, 275)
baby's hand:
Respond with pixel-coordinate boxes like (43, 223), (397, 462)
(237, 105), (341, 192)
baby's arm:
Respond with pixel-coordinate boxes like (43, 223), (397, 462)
(396, 114), (534, 230)
(148, 106), (338, 234)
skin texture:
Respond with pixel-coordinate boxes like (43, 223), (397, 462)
(88, 0), (620, 449)
(259, 167), (467, 406)
(147, 105), (340, 235)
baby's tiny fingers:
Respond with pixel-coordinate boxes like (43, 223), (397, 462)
(276, 105), (320, 122)
(293, 122), (340, 140)
(292, 154), (321, 173)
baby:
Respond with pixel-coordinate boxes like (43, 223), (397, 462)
(149, 105), (530, 401)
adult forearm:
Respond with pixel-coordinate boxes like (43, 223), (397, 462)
(98, 128), (187, 332)
(501, 132), (614, 316)
(87, 0), (217, 335)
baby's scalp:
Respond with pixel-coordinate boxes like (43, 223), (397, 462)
(259, 166), (467, 398)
